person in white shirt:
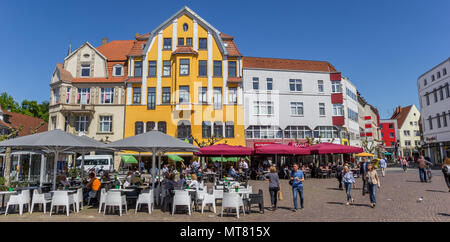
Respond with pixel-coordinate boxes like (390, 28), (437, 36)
(240, 158), (249, 180)
(379, 156), (387, 177)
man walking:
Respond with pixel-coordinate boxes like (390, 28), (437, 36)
(417, 156), (428, 182)
(360, 158), (369, 195)
(379, 156), (387, 177)
(336, 161), (344, 190)
(290, 163), (305, 211)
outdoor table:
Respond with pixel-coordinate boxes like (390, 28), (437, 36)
(108, 188), (135, 192)
(50, 190), (77, 194)
(0, 191), (18, 214)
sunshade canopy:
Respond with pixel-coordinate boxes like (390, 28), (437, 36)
(168, 154), (184, 162)
(384, 152), (392, 155)
(209, 157), (229, 162)
(195, 144), (253, 156)
(308, 143), (363, 154)
(355, 152), (375, 157)
(121, 155), (138, 164)
(255, 143), (310, 155)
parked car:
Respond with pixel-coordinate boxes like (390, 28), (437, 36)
(76, 155), (114, 177)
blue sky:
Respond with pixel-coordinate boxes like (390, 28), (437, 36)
(1, 0), (449, 119)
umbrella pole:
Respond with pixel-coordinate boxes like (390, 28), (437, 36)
(221, 155), (223, 178)
(151, 148), (156, 192)
(158, 152), (161, 182)
(40, 154), (45, 186)
(28, 152), (32, 184)
(81, 152), (85, 180)
(53, 151), (59, 190)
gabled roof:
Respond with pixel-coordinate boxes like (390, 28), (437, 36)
(221, 33), (242, 57)
(97, 40), (134, 60)
(2, 111), (47, 137)
(243, 57), (337, 73)
(64, 42), (108, 61)
(55, 63), (73, 82)
(390, 105), (413, 129)
(128, 40), (147, 56)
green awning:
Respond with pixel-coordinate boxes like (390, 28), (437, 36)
(209, 157), (228, 162)
(168, 154), (184, 162)
(121, 155), (138, 164)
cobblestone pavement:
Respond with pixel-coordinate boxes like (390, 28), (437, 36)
(0, 168), (449, 222)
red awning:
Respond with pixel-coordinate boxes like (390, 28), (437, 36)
(255, 143), (310, 155)
(308, 143), (363, 154)
(195, 144), (254, 156)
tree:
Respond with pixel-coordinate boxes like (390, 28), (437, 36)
(0, 92), (20, 112)
(0, 92), (49, 122)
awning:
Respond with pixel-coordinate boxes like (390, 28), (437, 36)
(195, 144), (254, 156)
(308, 143), (363, 154)
(355, 152), (376, 157)
(121, 155), (138, 164)
(168, 154), (184, 162)
(209, 157), (229, 162)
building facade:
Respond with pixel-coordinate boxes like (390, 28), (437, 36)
(357, 92), (381, 155)
(390, 105), (421, 158)
(123, 7), (245, 147)
(379, 119), (399, 155)
(417, 58), (450, 163)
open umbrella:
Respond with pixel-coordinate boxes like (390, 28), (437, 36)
(168, 154), (184, 162)
(355, 152), (375, 157)
(121, 155), (138, 164)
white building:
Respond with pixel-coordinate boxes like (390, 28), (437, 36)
(242, 56), (358, 149)
(417, 57), (450, 163)
(390, 105), (421, 158)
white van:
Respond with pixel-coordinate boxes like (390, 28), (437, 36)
(76, 155), (114, 176)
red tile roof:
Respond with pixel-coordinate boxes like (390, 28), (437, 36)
(136, 33), (150, 40)
(56, 63), (73, 82)
(97, 40), (134, 60)
(0, 119), (12, 128)
(243, 57), (337, 72)
(128, 40), (147, 56)
(228, 77), (242, 83)
(220, 33), (242, 57)
(172, 46), (198, 55)
(390, 105), (412, 129)
(126, 77), (142, 83)
(2, 111), (47, 137)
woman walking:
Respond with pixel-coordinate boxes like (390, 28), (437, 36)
(401, 157), (408, 173)
(343, 166), (356, 206)
(265, 166), (281, 211)
(366, 164), (381, 208)
(442, 156), (450, 192)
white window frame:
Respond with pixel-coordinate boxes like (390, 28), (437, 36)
(319, 103), (326, 116)
(99, 116), (112, 133)
(318, 80), (324, 93)
(213, 87), (222, 110)
(253, 101), (274, 115)
(290, 102), (304, 116)
(228, 87), (237, 104)
(100, 88), (114, 104)
(77, 88), (90, 104)
(75, 115), (89, 132)
(332, 104), (343, 116)
(65, 87), (71, 104)
(112, 64), (123, 77)
(198, 87), (207, 104)
(331, 81), (342, 93)
(289, 79), (302, 92)
(81, 64), (90, 77)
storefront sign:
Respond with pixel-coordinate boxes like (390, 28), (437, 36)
(253, 142), (277, 148)
(287, 142), (310, 148)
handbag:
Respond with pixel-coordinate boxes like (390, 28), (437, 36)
(443, 165), (450, 175)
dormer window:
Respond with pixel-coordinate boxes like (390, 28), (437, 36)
(113, 64), (123, 76)
(81, 64), (90, 77)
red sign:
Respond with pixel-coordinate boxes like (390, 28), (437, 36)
(253, 142), (277, 148)
(365, 132), (373, 137)
(364, 116), (372, 120)
(287, 142), (310, 148)
(365, 124), (372, 128)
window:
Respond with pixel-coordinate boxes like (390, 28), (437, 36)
(347, 108), (358, 121)
(213, 87), (222, 109)
(64, 116), (69, 131)
(163, 61), (171, 77)
(75, 115), (89, 132)
(446, 84), (449, 98)
(228, 87), (237, 104)
(331, 81), (341, 93)
(424, 79), (427, 86)
(440, 87), (444, 100)
(284, 126), (312, 139)
(147, 87), (156, 109)
(99, 116), (112, 133)
(179, 86), (190, 103)
(444, 68), (447, 75)
(177, 121), (191, 139)
(313, 126), (339, 138)
(245, 126), (282, 139)
(213, 61), (222, 76)
(186, 38), (192, 47)
(179, 59), (189, 75)
(319, 103), (325, 116)
(50, 116), (56, 130)
(225, 122), (234, 138)
(437, 113), (441, 128)
(163, 38), (172, 50)
(148, 61), (157, 77)
(289, 79), (302, 92)
(133, 87), (141, 104)
(432, 75), (435, 81)
(267, 78), (273, 90)
(202, 122), (211, 138)
(100, 88), (114, 104)
(157, 121), (166, 134)
(77, 88), (90, 104)
(253, 101), (274, 115)
(135, 122), (144, 135)
(198, 60), (207, 76)
(81, 64), (90, 77)
(429, 116), (433, 130)
(65, 87), (70, 104)
(290, 102), (304, 116)
(146, 121), (155, 132)
(318, 80), (324, 93)
(53, 88), (60, 104)
(405, 140), (411, 146)
(199, 38), (207, 49)
(113, 65), (123, 76)
(389, 124), (393, 129)
(228, 61), (237, 77)
(333, 104), (343, 116)
(162, 87), (171, 104)
(415, 130), (421, 136)
(346, 88), (357, 101)
(213, 122), (223, 137)
(182, 23), (188, 32)
(425, 93), (430, 105)
(178, 38), (184, 46)
(252, 77), (259, 90)
(134, 61), (142, 77)
(404, 130), (410, 136)
(389, 133), (394, 138)
(198, 87), (207, 104)
(443, 112), (448, 127)
(437, 71), (441, 78)
(433, 89), (438, 102)
(410, 121), (413, 126)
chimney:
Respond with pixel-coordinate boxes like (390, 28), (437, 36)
(102, 37), (108, 45)
(7, 105), (11, 112)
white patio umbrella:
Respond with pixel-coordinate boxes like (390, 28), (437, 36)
(106, 130), (198, 191)
(0, 129), (113, 190)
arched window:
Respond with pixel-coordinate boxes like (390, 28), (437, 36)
(183, 23), (188, 32)
(284, 126), (312, 139)
(157, 121), (166, 134)
(177, 120), (191, 139)
(135, 122), (143, 135)
(202, 121), (211, 138)
(146, 121), (155, 132)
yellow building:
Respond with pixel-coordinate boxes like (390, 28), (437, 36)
(124, 7), (245, 148)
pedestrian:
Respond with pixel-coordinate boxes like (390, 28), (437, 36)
(365, 163), (380, 208)
(336, 161), (344, 190)
(379, 156), (387, 177)
(240, 158), (249, 181)
(417, 156), (428, 182)
(401, 157), (408, 173)
(343, 166), (356, 206)
(360, 158), (369, 195)
(290, 163), (305, 211)
(441, 156), (450, 192)
(265, 166), (281, 211)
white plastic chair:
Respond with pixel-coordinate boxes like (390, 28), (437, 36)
(221, 192), (245, 218)
(200, 189), (216, 214)
(71, 188), (83, 213)
(98, 188), (107, 213)
(135, 190), (154, 214)
(172, 191), (192, 215)
(30, 189), (51, 214)
(103, 191), (127, 216)
(5, 189), (30, 216)
(213, 187), (223, 202)
(49, 191), (76, 216)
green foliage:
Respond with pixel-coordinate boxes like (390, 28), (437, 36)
(68, 168), (81, 179)
(0, 92), (49, 122)
(0, 177), (4, 186)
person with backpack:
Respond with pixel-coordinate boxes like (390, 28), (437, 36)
(336, 161), (344, 190)
(442, 156), (450, 192)
(290, 163), (305, 211)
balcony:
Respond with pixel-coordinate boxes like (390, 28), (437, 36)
(59, 104), (95, 114)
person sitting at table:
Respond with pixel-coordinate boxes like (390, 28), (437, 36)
(188, 174), (199, 189)
(229, 166), (240, 180)
(130, 172), (141, 185)
(84, 172), (101, 203)
(177, 174), (187, 188)
(56, 174), (70, 188)
(101, 171), (110, 182)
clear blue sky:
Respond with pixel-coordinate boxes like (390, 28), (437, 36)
(1, 0), (449, 119)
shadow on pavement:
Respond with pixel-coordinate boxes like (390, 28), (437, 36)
(326, 201), (371, 207)
(326, 188), (343, 191)
(438, 213), (450, 217)
(426, 189), (448, 193)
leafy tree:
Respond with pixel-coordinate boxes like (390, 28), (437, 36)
(0, 92), (49, 122)
(0, 92), (20, 112)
